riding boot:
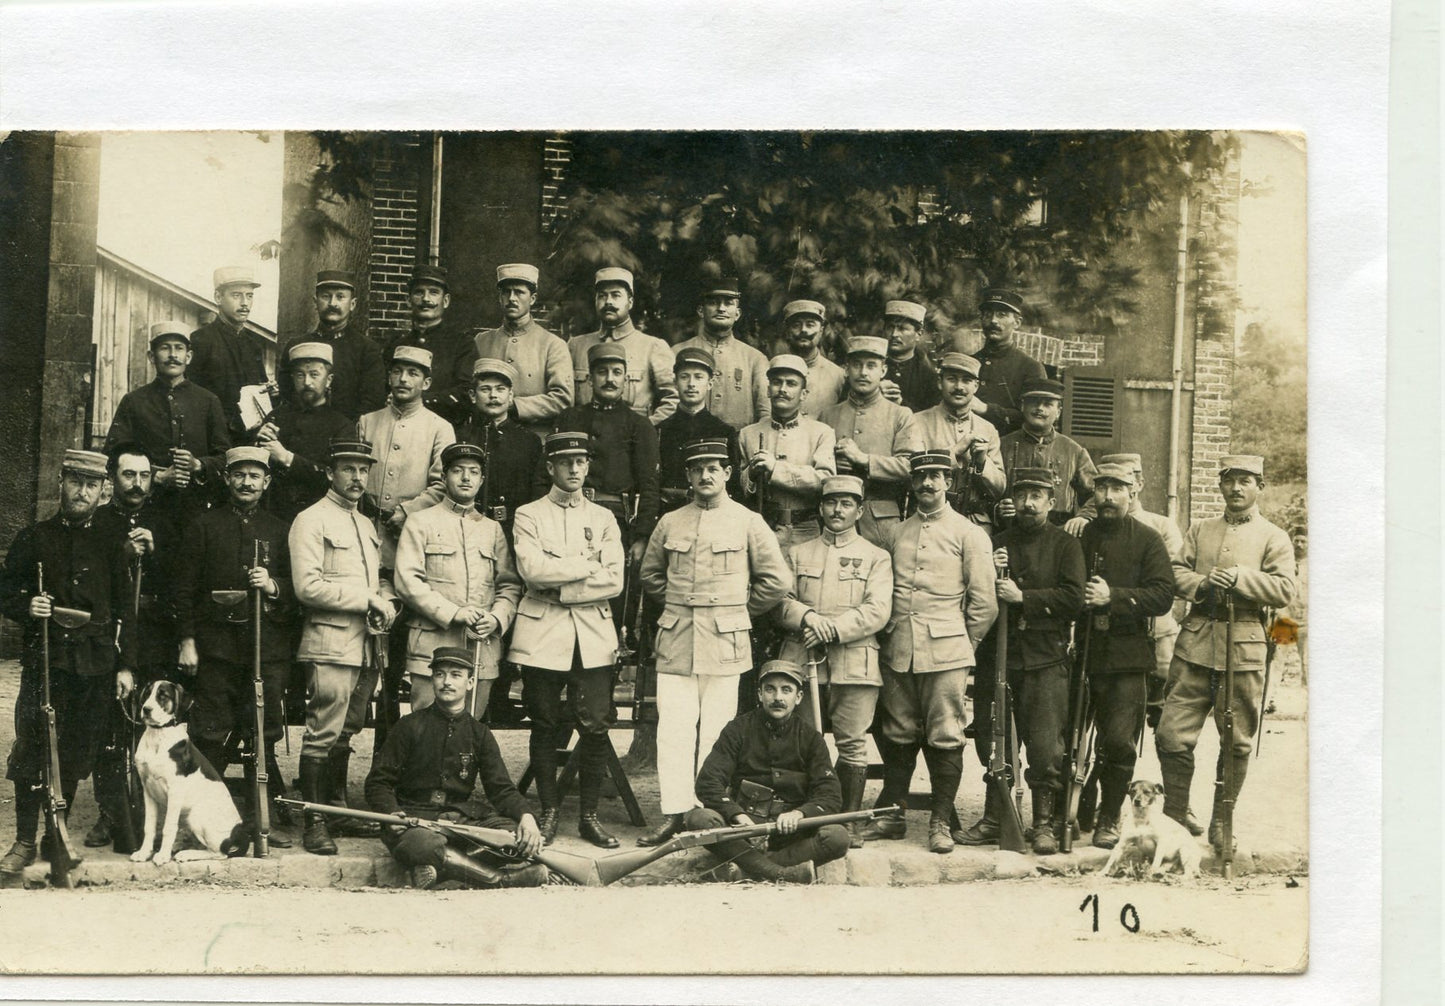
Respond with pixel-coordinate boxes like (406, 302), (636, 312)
(921, 746), (962, 854)
(733, 846), (815, 884)
(860, 738), (913, 841)
(1075, 762), (1101, 832)
(439, 847), (548, 889)
(298, 756), (337, 856)
(835, 760), (869, 848)
(1030, 787), (1058, 855)
(576, 734), (619, 848)
(327, 745), (379, 837)
(956, 778), (1001, 845)
(1158, 749), (1205, 836)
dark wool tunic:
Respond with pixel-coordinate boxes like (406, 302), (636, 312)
(656, 406), (740, 500)
(174, 504), (295, 663)
(885, 352), (941, 412)
(979, 519), (1085, 673)
(105, 377), (231, 491)
(1077, 516), (1180, 674)
(188, 318), (271, 441)
(551, 399), (662, 541)
(279, 321), (387, 421)
(695, 707), (841, 823)
(973, 341), (1047, 435)
(452, 414), (546, 533)
(383, 317), (479, 426)
(264, 401), (357, 524)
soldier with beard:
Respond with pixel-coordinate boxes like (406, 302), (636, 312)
(472, 264), (573, 437)
(567, 266), (677, 426)
(383, 265), (478, 426)
(782, 300), (845, 419)
(279, 271), (386, 421)
(255, 342), (357, 523)
(188, 266), (272, 443)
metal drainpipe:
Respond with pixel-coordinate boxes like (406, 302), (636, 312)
(429, 133), (443, 266)
(1166, 190), (1189, 521)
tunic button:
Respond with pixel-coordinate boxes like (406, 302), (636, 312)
(394, 444), (401, 450)
(510, 338), (517, 343)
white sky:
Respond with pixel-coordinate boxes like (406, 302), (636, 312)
(97, 130), (284, 330)
(1235, 131), (1308, 346)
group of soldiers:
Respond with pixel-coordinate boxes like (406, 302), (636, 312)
(0, 257), (1297, 889)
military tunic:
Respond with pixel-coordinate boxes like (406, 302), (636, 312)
(884, 352), (941, 412)
(551, 399), (661, 545)
(383, 317), (479, 426)
(818, 394), (923, 547)
(737, 415), (836, 546)
(264, 401), (357, 524)
(656, 406), (740, 508)
(452, 415), (545, 536)
(674, 332), (770, 430)
(800, 352), (847, 419)
(567, 320), (678, 425)
(473, 319), (574, 435)
(279, 324), (387, 421)
(999, 426), (1098, 522)
(357, 401), (454, 567)
(93, 499), (180, 677)
(187, 318), (270, 441)
(973, 340), (1047, 435)
(695, 707), (841, 822)
(912, 404), (1007, 526)
(105, 378), (231, 504)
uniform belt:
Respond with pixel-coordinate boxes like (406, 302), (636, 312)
(667, 590), (749, 606)
(582, 489), (625, 504)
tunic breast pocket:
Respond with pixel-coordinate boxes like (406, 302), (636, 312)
(423, 542), (457, 583)
(321, 533), (351, 577)
(664, 538), (693, 573)
(711, 540), (744, 574)
(573, 368), (589, 392)
(793, 563), (823, 603)
(625, 367), (645, 401)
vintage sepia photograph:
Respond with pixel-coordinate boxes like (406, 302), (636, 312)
(0, 127), (1308, 975)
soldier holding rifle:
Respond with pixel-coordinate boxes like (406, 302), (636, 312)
(0, 450), (136, 886)
(738, 354), (836, 548)
(1073, 463), (1175, 849)
(687, 660), (849, 883)
(960, 467), (1083, 855)
(173, 446), (296, 846)
(912, 353), (1006, 528)
(507, 432), (626, 850)
(867, 450), (997, 854)
(773, 474), (892, 847)
(364, 646), (545, 890)
(453, 358), (545, 542)
(288, 438), (401, 855)
(394, 442), (522, 715)
(1155, 455), (1296, 854)
(255, 341), (357, 524)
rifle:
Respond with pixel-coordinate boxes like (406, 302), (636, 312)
(804, 646), (824, 733)
(1060, 571), (1096, 853)
(36, 563), (87, 888)
(368, 613), (394, 745)
(248, 540), (271, 857)
(279, 800), (895, 886)
(1219, 591), (1237, 879)
(990, 554), (1028, 853)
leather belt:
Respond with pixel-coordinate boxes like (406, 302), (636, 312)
(582, 489), (624, 504)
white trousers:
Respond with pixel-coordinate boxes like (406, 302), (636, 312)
(655, 673), (739, 815)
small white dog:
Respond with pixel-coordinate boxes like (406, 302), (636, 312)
(1101, 779), (1202, 879)
(131, 680), (249, 865)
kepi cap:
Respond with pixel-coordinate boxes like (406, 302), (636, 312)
(213, 266), (259, 290)
(673, 347), (715, 374)
(884, 300), (927, 325)
(1093, 463), (1136, 488)
(472, 357), (519, 386)
(1101, 452), (1143, 474)
(545, 431), (592, 458)
(315, 270), (356, 291)
(980, 288), (1024, 316)
(1021, 377), (1064, 401)
(440, 442), (486, 470)
(328, 438), (377, 464)
(225, 446), (271, 471)
(702, 275), (741, 298)
(821, 475), (865, 499)
(783, 299), (825, 322)
(429, 646), (474, 672)
(758, 659), (806, 689)
(938, 352), (981, 377)
(149, 320), (193, 347)
(1011, 467), (1055, 491)
(390, 345), (433, 373)
(594, 267), (633, 292)
(61, 449), (109, 480)
(683, 439), (730, 465)
(497, 263), (539, 289)
(287, 341), (333, 366)
(909, 450), (953, 473)
(409, 264), (449, 290)
(1219, 454), (1265, 477)
(766, 354), (809, 381)
(587, 342), (627, 369)
(844, 336), (889, 359)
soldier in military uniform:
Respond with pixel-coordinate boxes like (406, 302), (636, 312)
(365, 646), (545, 890)
(567, 266), (677, 426)
(507, 432), (626, 849)
(637, 439), (792, 847)
(881, 300), (940, 412)
(961, 467), (1085, 854)
(997, 378), (1098, 527)
(452, 358), (546, 541)
(738, 354), (836, 549)
(657, 347), (739, 512)
(288, 438), (400, 855)
(966, 288), (1047, 436)
(394, 442), (522, 715)
(278, 271), (387, 421)
(687, 660), (849, 884)
(188, 265), (272, 443)
(382, 264), (478, 427)
(773, 474), (892, 847)
(865, 451), (997, 854)
(173, 446), (296, 845)
(783, 300), (845, 418)
(1071, 463), (1176, 848)
(0, 450), (137, 885)
(912, 353), (1007, 528)
(552, 342), (661, 567)
(1156, 455), (1297, 852)
(255, 341), (358, 524)
(472, 263), (574, 437)
(675, 276), (770, 430)
(105, 320), (231, 515)
(818, 336), (923, 548)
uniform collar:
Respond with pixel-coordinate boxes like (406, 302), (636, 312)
(701, 331), (735, 348)
(770, 414), (800, 431)
(441, 496), (474, 515)
(1223, 505), (1258, 526)
(943, 404), (974, 423)
(915, 504), (947, 524)
(678, 403), (708, 417)
(502, 317), (534, 335)
(388, 398), (425, 419)
(325, 489), (359, 511)
(59, 513), (94, 530)
(151, 376), (191, 392)
(548, 486), (585, 508)
(1020, 425), (1056, 445)
(692, 494), (726, 511)
(229, 502), (261, 518)
(587, 398), (624, 411)
(847, 390), (882, 409)
(603, 319), (636, 340)
(822, 526), (858, 546)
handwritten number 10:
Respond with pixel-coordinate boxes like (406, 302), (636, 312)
(1080, 893), (1141, 933)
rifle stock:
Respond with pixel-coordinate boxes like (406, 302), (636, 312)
(37, 564), (81, 888)
(991, 558), (1028, 853)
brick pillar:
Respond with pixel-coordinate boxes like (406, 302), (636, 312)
(367, 137), (422, 334)
(1189, 335), (1234, 524)
(540, 135), (572, 232)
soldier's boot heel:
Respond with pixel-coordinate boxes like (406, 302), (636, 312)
(579, 812), (619, 849)
(298, 757), (337, 856)
(956, 783), (1000, 846)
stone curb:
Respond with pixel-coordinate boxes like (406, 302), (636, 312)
(16, 839), (1306, 890)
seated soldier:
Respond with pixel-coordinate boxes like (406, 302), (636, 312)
(364, 646), (546, 890)
(686, 660), (849, 884)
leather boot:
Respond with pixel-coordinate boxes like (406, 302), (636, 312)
(860, 739), (913, 841)
(536, 807), (560, 846)
(328, 746), (379, 837)
(579, 813), (620, 849)
(299, 757), (337, 856)
(0, 839), (37, 888)
(83, 812), (113, 849)
(440, 847), (548, 888)
(734, 847), (814, 884)
(636, 812), (685, 847)
(1093, 764), (1131, 849)
(1158, 749), (1205, 836)
(921, 746), (962, 854)
(835, 760), (869, 848)
(1030, 788), (1058, 855)
(1208, 753), (1248, 853)
(957, 781), (1000, 845)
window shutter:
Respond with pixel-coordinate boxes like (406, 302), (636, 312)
(1063, 370), (1120, 451)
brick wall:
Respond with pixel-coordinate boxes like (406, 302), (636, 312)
(1059, 333), (1105, 369)
(541, 135), (572, 233)
(367, 138), (422, 333)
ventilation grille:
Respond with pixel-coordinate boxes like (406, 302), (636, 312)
(1067, 376), (1116, 440)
